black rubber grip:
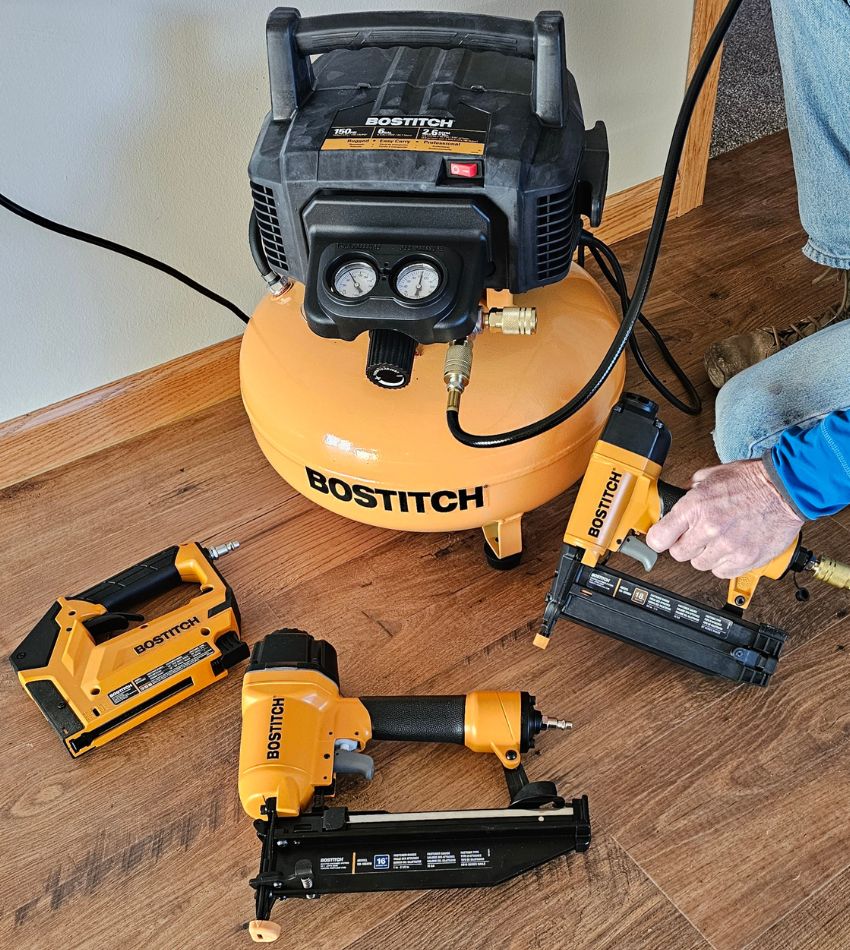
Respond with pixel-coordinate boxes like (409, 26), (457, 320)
(75, 546), (182, 612)
(658, 480), (687, 518)
(361, 696), (466, 744)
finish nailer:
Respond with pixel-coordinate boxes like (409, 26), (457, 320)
(537, 394), (850, 685)
(239, 630), (590, 942)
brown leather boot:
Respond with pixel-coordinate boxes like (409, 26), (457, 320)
(704, 269), (850, 388)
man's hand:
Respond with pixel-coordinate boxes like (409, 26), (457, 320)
(645, 459), (804, 578)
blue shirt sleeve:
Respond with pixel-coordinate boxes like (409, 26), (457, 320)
(764, 409), (850, 520)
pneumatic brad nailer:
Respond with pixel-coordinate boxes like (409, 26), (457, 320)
(239, 630), (589, 943)
(536, 394), (850, 686)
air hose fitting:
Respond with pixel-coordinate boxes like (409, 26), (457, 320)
(810, 556), (850, 591)
(444, 338), (474, 412)
(249, 209), (290, 297)
(484, 306), (537, 335)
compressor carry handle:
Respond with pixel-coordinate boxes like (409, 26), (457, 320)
(266, 7), (568, 127)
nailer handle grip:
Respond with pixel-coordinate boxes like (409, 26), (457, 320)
(361, 695), (466, 745)
(657, 480), (687, 519)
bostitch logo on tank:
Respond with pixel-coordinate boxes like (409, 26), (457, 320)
(587, 470), (624, 538)
(305, 467), (485, 514)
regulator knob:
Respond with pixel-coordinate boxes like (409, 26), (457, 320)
(365, 329), (417, 389)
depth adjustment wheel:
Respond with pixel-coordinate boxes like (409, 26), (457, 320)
(366, 330), (417, 389)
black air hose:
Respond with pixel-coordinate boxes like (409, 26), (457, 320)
(447, 0), (743, 448)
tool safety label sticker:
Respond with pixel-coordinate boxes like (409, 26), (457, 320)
(108, 642), (214, 705)
(585, 569), (735, 638)
(321, 848), (492, 874)
(322, 105), (489, 155)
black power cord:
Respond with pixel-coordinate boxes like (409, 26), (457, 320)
(448, 0), (743, 448)
(580, 229), (701, 416)
(0, 190), (250, 325)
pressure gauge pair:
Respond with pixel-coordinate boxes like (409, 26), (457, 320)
(331, 259), (442, 302)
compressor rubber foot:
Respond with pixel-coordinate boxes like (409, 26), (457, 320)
(482, 515), (523, 569)
(484, 540), (523, 571)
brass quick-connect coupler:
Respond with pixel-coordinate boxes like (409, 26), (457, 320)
(444, 337), (474, 411)
(484, 306), (538, 335)
(811, 556), (850, 591)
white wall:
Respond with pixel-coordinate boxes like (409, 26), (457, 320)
(0, 0), (695, 422)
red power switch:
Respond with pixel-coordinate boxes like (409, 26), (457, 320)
(447, 160), (481, 179)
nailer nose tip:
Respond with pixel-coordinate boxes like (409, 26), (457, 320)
(249, 920), (281, 942)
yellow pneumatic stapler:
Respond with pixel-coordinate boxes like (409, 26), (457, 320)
(10, 541), (249, 755)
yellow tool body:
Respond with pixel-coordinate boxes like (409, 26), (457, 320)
(562, 441), (664, 566)
(239, 630), (581, 942)
(11, 541), (248, 756)
(240, 665), (373, 819)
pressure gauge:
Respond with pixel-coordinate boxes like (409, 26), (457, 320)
(332, 260), (378, 299)
(394, 261), (442, 301)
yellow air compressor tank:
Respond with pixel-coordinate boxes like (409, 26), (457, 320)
(240, 265), (624, 563)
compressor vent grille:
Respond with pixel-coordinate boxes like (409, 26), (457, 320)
(250, 182), (288, 272)
(536, 189), (575, 282)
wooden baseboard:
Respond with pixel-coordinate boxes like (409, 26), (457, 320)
(592, 174), (684, 246)
(594, 0), (726, 236)
(0, 165), (698, 490)
(0, 337), (241, 490)
(679, 0), (727, 214)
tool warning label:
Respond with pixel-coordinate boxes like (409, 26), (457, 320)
(108, 641), (214, 705)
(584, 569), (736, 639)
(322, 105), (489, 155)
(320, 847), (492, 875)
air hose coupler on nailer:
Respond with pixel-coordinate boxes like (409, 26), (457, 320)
(796, 551), (850, 592)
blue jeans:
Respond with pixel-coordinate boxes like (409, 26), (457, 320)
(714, 320), (850, 461)
(770, 0), (850, 269)
(713, 0), (850, 461)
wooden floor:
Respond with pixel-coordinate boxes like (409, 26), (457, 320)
(2, 132), (849, 950)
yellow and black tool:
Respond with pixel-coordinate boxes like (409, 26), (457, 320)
(238, 630), (589, 942)
(537, 393), (850, 685)
(10, 541), (248, 756)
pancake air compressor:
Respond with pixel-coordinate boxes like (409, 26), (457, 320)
(241, 8), (629, 566)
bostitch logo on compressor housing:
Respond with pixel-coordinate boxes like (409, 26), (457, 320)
(365, 116), (455, 128)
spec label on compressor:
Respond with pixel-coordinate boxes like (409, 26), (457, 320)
(322, 105), (489, 155)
